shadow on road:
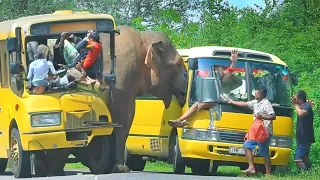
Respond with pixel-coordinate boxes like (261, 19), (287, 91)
(0, 170), (92, 178)
(143, 170), (240, 177)
(0, 172), (13, 176)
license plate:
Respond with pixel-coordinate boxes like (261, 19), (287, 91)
(229, 147), (245, 155)
(229, 147), (258, 156)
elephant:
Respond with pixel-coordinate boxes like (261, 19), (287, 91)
(101, 26), (188, 172)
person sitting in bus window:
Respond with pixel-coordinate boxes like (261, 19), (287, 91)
(73, 30), (102, 77)
(168, 49), (242, 128)
(51, 32), (101, 90)
(53, 32), (81, 67)
(26, 44), (58, 94)
(54, 31), (101, 72)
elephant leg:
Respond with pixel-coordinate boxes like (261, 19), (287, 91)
(111, 92), (135, 173)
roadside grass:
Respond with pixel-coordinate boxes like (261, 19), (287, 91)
(65, 161), (320, 180)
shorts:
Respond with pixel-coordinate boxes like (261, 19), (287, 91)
(32, 79), (48, 87)
(294, 143), (311, 161)
(67, 67), (83, 81)
(243, 135), (272, 157)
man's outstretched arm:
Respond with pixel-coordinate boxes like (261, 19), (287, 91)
(229, 99), (249, 108)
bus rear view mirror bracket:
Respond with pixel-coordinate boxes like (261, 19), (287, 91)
(290, 72), (298, 86)
(188, 58), (198, 70)
(6, 37), (18, 53)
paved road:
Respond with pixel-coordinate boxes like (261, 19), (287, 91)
(0, 170), (256, 180)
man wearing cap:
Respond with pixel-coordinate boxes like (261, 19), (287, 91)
(54, 30), (102, 74)
(74, 30), (102, 77)
(53, 31), (101, 88)
(26, 44), (57, 94)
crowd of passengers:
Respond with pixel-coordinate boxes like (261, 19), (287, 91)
(26, 30), (102, 94)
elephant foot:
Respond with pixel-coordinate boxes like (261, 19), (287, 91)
(112, 164), (130, 173)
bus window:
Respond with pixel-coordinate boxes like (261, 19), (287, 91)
(190, 58), (246, 103)
(249, 62), (291, 106)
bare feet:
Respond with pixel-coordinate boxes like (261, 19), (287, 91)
(241, 168), (256, 174)
(168, 120), (190, 128)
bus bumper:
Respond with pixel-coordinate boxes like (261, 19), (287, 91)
(179, 139), (291, 166)
(20, 126), (117, 151)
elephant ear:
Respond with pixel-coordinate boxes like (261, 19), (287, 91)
(144, 41), (164, 80)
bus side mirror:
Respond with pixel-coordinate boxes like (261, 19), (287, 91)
(116, 29), (120, 36)
(290, 72), (298, 86)
(188, 58), (198, 70)
(10, 62), (20, 75)
(6, 37), (19, 53)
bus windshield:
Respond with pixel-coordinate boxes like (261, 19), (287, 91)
(189, 58), (292, 106)
(25, 31), (111, 94)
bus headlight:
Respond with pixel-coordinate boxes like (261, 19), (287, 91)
(270, 136), (292, 148)
(182, 128), (219, 141)
(31, 112), (61, 127)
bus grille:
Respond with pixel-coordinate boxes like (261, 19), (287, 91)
(66, 110), (97, 129)
(219, 131), (246, 143)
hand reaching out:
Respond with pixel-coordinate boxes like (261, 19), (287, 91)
(230, 49), (238, 63)
(308, 99), (314, 107)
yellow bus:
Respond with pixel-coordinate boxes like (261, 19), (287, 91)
(126, 46), (298, 175)
(0, 10), (120, 178)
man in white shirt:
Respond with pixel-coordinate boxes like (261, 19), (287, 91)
(27, 44), (57, 94)
(228, 87), (276, 176)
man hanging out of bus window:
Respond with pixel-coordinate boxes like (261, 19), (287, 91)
(168, 49), (242, 128)
(26, 44), (58, 94)
(53, 31), (101, 88)
(292, 90), (315, 172)
(54, 31), (102, 74)
(73, 30), (102, 78)
(228, 87), (276, 176)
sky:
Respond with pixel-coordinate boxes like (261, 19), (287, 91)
(226, 0), (266, 8)
(187, 0), (266, 22)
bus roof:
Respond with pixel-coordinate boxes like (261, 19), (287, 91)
(177, 49), (190, 57)
(181, 46), (287, 66)
(0, 10), (115, 38)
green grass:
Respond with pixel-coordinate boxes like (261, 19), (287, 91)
(65, 161), (320, 180)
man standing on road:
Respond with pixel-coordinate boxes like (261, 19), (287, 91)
(292, 90), (315, 171)
(228, 87), (276, 176)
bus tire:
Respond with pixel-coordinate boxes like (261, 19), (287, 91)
(0, 158), (8, 173)
(126, 154), (146, 171)
(10, 128), (31, 178)
(172, 133), (185, 174)
(87, 134), (116, 174)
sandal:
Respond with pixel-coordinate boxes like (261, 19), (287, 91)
(168, 120), (190, 128)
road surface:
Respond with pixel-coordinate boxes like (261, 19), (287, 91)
(0, 170), (256, 180)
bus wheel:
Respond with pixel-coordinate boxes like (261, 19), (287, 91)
(10, 128), (31, 178)
(172, 133), (185, 174)
(0, 158), (8, 173)
(126, 153), (146, 171)
(87, 134), (116, 174)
